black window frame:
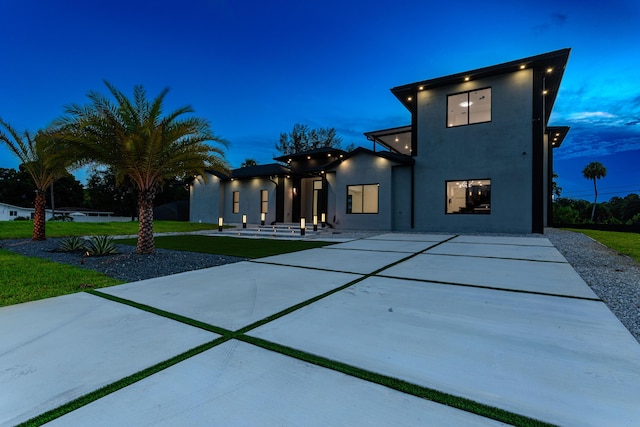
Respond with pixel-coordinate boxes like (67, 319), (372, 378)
(445, 179), (491, 215)
(447, 87), (492, 128)
(346, 184), (379, 214)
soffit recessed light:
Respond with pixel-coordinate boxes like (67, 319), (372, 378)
(464, 77), (470, 81)
(547, 68), (553, 73)
(520, 65), (526, 69)
(407, 96), (412, 101)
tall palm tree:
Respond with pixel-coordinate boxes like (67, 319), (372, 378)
(582, 161), (607, 222)
(0, 119), (70, 240)
(57, 81), (228, 254)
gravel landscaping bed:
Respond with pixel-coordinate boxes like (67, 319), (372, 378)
(545, 228), (640, 343)
(0, 238), (246, 283)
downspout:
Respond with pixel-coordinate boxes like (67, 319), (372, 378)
(410, 163), (415, 229)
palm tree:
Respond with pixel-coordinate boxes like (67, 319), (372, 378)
(582, 161), (607, 222)
(0, 119), (71, 240)
(57, 81), (228, 254)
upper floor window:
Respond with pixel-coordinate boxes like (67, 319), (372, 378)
(447, 88), (491, 127)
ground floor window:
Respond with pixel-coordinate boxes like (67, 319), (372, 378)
(347, 184), (379, 214)
(232, 191), (240, 213)
(260, 189), (268, 213)
(446, 179), (491, 214)
(9, 210), (17, 217)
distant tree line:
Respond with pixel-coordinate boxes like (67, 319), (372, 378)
(553, 194), (640, 225)
(0, 166), (189, 218)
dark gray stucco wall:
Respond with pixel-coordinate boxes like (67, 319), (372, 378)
(189, 173), (221, 224)
(331, 153), (396, 230)
(413, 69), (534, 233)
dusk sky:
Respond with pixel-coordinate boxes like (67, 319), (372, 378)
(1, 0), (639, 201)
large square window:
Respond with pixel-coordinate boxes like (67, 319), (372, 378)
(447, 88), (491, 127)
(446, 179), (491, 214)
(347, 184), (379, 214)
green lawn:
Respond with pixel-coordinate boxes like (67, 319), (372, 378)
(0, 249), (123, 307)
(118, 235), (333, 258)
(0, 220), (218, 239)
(565, 228), (640, 263)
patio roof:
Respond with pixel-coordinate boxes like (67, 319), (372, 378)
(364, 125), (412, 155)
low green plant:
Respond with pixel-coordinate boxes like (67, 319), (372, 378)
(57, 236), (87, 252)
(85, 235), (119, 256)
(0, 249), (122, 307)
(565, 228), (640, 263)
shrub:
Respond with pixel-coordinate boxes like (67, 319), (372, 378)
(85, 235), (118, 256)
(13, 216), (31, 221)
(57, 236), (87, 252)
(49, 214), (74, 222)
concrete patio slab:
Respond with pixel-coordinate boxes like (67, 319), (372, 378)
(382, 253), (598, 298)
(367, 233), (455, 242)
(427, 241), (568, 262)
(47, 340), (506, 427)
(0, 293), (217, 427)
(449, 235), (553, 246)
(253, 247), (409, 274)
(101, 262), (360, 330)
(249, 276), (640, 427)
(324, 238), (442, 253)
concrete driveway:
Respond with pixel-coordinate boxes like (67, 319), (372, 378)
(2, 233), (639, 426)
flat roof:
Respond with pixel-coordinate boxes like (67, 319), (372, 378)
(391, 48), (571, 125)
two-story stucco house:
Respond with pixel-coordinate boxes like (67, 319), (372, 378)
(190, 48), (570, 234)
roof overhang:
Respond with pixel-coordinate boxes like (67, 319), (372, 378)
(364, 125), (412, 155)
(391, 48), (571, 125)
(547, 126), (570, 148)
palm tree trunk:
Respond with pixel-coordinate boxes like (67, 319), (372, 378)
(590, 178), (598, 222)
(136, 189), (156, 254)
(32, 190), (47, 241)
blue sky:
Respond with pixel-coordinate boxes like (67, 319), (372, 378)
(1, 0), (638, 201)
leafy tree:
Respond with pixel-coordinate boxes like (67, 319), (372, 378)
(552, 172), (562, 198)
(582, 161), (607, 222)
(240, 158), (257, 168)
(275, 123), (343, 155)
(47, 171), (84, 209)
(0, 166), (35, 206)
(84, 167), (137, 217)
(0, 120), (71, 240)
(57, 81), (228, 254)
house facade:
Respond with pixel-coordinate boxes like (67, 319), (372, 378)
(190, 49), (570, 234)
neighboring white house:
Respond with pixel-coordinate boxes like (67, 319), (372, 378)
(190, 48), (571, 234)
(0, 202), (53, 221)
(0, 202), (131, 222)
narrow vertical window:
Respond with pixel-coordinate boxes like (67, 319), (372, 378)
(232, 191), (240, 214)
(260, 189), (268, 214)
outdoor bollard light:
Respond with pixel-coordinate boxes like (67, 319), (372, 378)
(300, 218), (306, 236)
(313, 215), (318, 231)
(218, 217), (223, 232)
(261, 212), (265, 226)
(321, 213), (326, 228)
(242, 214), (247, 229)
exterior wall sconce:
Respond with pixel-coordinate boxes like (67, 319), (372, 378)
(261, 212), (265, 226)
(242, 214), (247, 229)
(321, 213), (326, 228)
(313, 215), (318, 231)
(300, 218), (306, 236)
(218, 217), (223, 232)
